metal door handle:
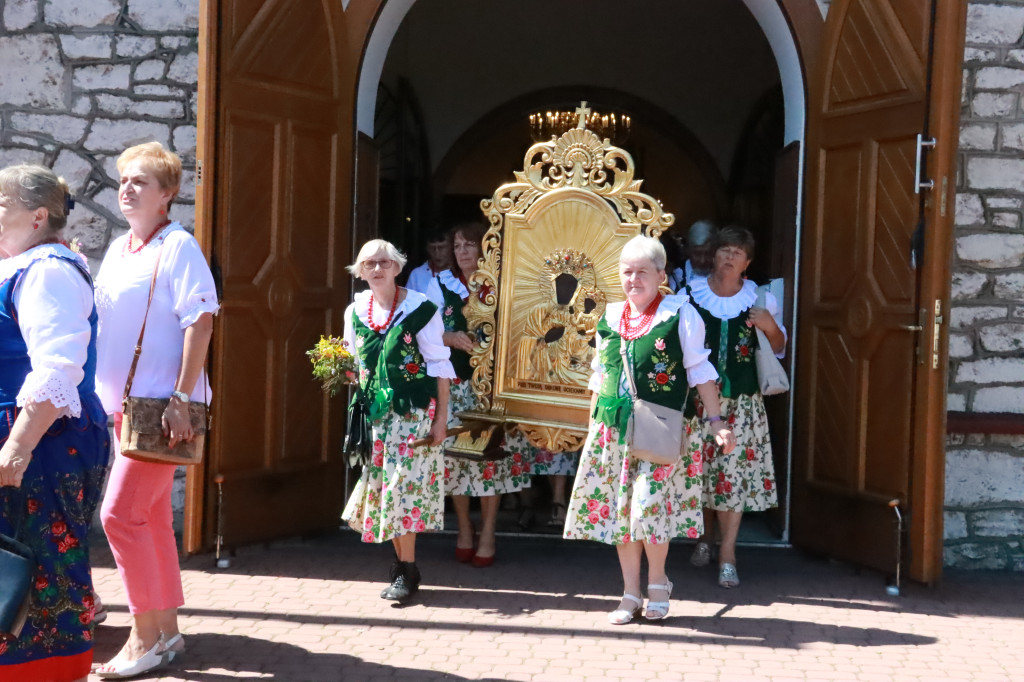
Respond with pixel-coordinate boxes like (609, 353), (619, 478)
(915, 134), (936, 194)
(899, 324), (923, 331)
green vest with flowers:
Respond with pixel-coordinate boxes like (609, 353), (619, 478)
(353, 300), (438, 421)
(592, 310), (689, 435)
(437, 278), (473, 381)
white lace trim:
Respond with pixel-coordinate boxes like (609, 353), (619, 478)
(0, 243), (82, 287)
(179, 293), (220, 328)
(436, 269), (469, 300)
(688, 277), (758, 320)
(16, 368), (81, 419)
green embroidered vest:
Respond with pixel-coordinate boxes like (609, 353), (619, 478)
(593, 309), (689, 434)
(353, 300), (439, 421)
(437, 278), (473, 381)
(684, 286), (760, 416)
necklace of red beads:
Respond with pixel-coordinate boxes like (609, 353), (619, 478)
(367, 290), (400, 332)
(619, 294), (663, 340)
(123, 220), (170, 255)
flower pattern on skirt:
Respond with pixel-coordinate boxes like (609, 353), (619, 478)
(443, 380), (532, 496)
(342, 401), (443, 542)
(698, 393), (778, 512)
(528, 448), (579, 477)
(563, 420), (703, 545)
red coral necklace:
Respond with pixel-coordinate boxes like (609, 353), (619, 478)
(367, 290), (399, 332)
(619, 294), (662, 340)
(124, 220), (170, 255)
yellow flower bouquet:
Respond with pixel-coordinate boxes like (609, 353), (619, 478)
(307, 335), (358, 397)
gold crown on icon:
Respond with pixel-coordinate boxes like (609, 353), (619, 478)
(544, 248), (592, 277)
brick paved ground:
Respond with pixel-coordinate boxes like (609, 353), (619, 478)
(87, 531), (1024, 682)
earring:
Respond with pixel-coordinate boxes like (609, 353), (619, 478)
(32, 222), (39, 230)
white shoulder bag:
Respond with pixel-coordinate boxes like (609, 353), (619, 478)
(753, 289), (790, 396)
(619, 337), (684, 466)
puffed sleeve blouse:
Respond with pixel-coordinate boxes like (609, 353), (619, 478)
(93, 223), (220, 413)
(588, 293), (718, 394)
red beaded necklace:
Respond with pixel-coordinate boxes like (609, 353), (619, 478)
(619, 294), (663, 340)
(367, 290), (400, 332)
(124, 220), (170, 255)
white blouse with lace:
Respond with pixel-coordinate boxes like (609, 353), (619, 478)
(688, 277), (787, 358)
(588, 293), (718, 395)
(343, 288), (456, 380)
(423, 269), (468, 307)
(2, 244), (94, 419)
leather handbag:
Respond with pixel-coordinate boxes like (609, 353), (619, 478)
(619, 338), (684, 466)
(343, 394), (373, 468)
(0, 493), (35, 639)
(753, 289), (790, 396)
(120, 244), (209, 465)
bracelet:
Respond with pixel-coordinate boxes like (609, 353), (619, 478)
(704, 415), (724, 424)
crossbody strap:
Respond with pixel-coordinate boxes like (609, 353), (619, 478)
(122, 244), (163, 403)
(617, 334), (638, 399)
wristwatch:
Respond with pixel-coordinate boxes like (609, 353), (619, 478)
(170, 390), (190, 403)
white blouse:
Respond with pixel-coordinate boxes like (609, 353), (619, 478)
(3, 244), (93, 419)
(423, 269), (468, 307)
(343, 288), (455, 380)
(588, 294), (718, 394)
(94, 223), (220, 413)
(688, 277), (787, 358)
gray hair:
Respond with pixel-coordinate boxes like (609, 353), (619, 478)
(688, 219), (717, 247)
(347, 239), (408, 277)
(0, 164), (72, 232)
(620, 235), (666, 271)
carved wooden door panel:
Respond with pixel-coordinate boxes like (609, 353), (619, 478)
(201, 0), (355, 547)
(792, 0), (963, 581)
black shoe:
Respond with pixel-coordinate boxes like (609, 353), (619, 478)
(382, 561), (420, 603)
(380, 560), (403, 599)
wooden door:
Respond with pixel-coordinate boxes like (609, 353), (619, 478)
(195, 0), (357, 548)
(792, 0), (964, 582)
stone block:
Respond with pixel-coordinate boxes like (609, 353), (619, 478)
(170, 202), (195, 229)
(965, 47), (999, 63)
(956, 233), (1024, 268)
(85, 118), (170, 152)
(4, 0), (37, 30)
(992, 212), (1022, 229)
(0, 148), (46, 167)
(944, 511), (969, 540)
(951, 271), (988, 300)
(986, 196), (1022, 209)
(947, 393), (967, 411)
(976, 66), (1024, 89)
(967, 4), (1024, 45)
(127, 0), (199, 31)
(955, 357), (1024, 384)
(64, 204), (109, 251)
(972, 509), (1024, 538)
(173, 125), (196, 156)
(97, 94), (184, 119)
(177, 170), (196, 201)
(134, 59), (167, 82)
(960, 123), (997, 150)
(979, 323), (1024, 352)
(995, 272), (1024, 299)
(966, 433), (986, 446)
(161, 36), (192, 50)
(100, 156), (119, 184)
(974, 386), (1024, 413)
(116, 35), (157, 58)
(53, 150), (95, 194)
(167, 51), (198, 84)
(72, 95), (91, 115)
(10, 113), (88, 145)
(133, 84), (182, 97)
(91, 186), (121, 218)
(948, 332), (974, 359)
(950, 306), (1006, 329)
(60, 34), (112, 60)
(943, 543), (1007, 570)
(973, 92), (1017, 117)
(73, 64), (131, 91)
(94, 94), (135, 116)
(0, 35), (65, 108)
(1003, 123), (1024, 151)
(946, 448), (1024, 505)
(45, 0), (119, 26)
(990, 434), (1024, 449)
(967, 157), (1024, 191)
(955, 193), (984, 226)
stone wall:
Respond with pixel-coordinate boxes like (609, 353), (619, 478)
(0, 0), (200, 530)
(945, 1), (1024, 571)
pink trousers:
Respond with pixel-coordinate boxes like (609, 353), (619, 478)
(99, 413), (184, 614)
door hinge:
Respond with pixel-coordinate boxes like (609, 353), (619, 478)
(196, 159), (203, 187)
(915, 134), (936, 194)
(932, 299), (943, 369)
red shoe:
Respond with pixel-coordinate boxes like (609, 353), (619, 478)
(455, 546), (475, 563)
(471, 553), (495, 568)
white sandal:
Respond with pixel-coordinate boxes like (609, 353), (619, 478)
(607, 593), (643, 625)
(95, 637), (168, 679)
(161, 633), (185, 662)
(644, 580), (673, 620)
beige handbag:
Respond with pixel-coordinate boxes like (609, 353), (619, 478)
(619, 338), (684, 466)
(753, 289), (790, 396)
(119, 245), (209, 465)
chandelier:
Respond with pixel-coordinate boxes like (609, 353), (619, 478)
(528, 101), (632, 144)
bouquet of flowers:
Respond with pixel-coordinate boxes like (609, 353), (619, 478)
(307, 335), (358, 397)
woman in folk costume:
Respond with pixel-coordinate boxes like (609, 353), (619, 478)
(564, 235), (735, 624)
(342, 239), (452, 603)
(0, 165), (109, 682)
(686, 225), (785, 589)
(425, 223), (531, 568)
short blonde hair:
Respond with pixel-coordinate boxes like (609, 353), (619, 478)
(116, 142), (182, 211)
(347, 239), (408, 277)
(0, 164), (72, 232)
(620, 235), (667, 271)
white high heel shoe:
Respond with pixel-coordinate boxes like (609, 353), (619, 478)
(95, 636), (168, 679)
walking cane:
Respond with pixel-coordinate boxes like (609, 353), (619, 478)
(214, 473), (230, 569)
(886, 498), (903, 596)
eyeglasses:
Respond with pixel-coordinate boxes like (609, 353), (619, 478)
(362, 259), (394, 271)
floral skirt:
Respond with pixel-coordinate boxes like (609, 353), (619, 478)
(342, 401), (443, 542)
(0, 397), (109, 681)
(563, 419), (703, 545)
(443, 380), (531, 497)
(528, 448), (579, 477)
(699, 394), (778, 512)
